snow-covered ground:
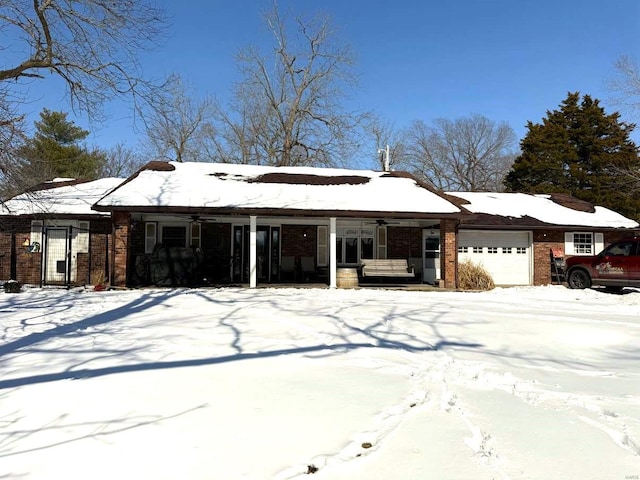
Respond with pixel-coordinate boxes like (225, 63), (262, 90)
(1, 285), (639, 479)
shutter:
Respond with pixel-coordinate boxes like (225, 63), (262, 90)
(190, 222), (201, 248)
(564, 232), (574, 255)
(377, 226), (387, 259)
(317, 225), (328, 266)
(145, 222), (157, 253)
(594, 233), (604, 254)
(77, 221), (90, 253)
(30, 220), (43, 251)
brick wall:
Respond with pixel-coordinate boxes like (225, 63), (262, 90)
(532, 230), (564, 285)
(387, 226), (421, 258)
(282, 225), (317, 258)
(1, 216), (113, 286)
(1, 217), (41, 284)
(0, 230), (14, 281)
(441, 219), (458, 289)
(112, 211), (131, 287)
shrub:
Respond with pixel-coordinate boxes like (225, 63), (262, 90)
(92, 271), (108, 291)
(3, 280), (22, 293)
(458, 259), (495, 291)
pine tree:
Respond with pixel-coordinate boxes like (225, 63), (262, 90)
(504, 92), (640, 220)
(17, 109), (106, 182)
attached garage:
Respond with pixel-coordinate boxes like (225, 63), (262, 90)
(458, 230), (532, 286)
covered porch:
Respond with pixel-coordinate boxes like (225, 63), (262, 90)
(117, 211), (458, 289)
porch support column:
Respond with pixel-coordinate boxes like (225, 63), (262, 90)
(440, 218), (458, 289)
(249, 215), (257, 288)
(112, 211), (131, 287)
(329, 217), (337, 288)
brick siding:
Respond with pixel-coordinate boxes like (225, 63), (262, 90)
(387, 226), (422, 259)
(281, 225), (317, 258)
(112, 211), (131, 287)
(441, 219), (458, 289)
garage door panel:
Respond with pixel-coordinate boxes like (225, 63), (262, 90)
(458, 231), (531, 285)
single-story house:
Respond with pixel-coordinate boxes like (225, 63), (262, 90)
(93, 161), (470, 288)
(446, 191), (639, 286)
(0, 177), (123, 286)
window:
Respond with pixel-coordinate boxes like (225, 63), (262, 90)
(472, 246), (482, 254)
(502, 247), (512, 254)
(516, 247), (526, 254)
(336, 227), (377, 264)
(605, 241), (633, 257)
(458, 246), (468, 253)
(565, 232), (603, 256)
(573, 233), (593, 254)
(361, 228), (374, 260)
(487, 247), (498, 254)
(161, 226), (187, 248)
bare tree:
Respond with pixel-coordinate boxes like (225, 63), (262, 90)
(214, 5), (365, 167)
(403, 115), (517, 192)
(609, 55), (640, 115)
(0, 0), (168, 187)
(0, 0), (168, 114)
(364, 114), (409, 171)
(99, 143), (145, 178)
(141, 75), (218, 163)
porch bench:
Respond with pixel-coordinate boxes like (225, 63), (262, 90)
(361, 259), (415, 278)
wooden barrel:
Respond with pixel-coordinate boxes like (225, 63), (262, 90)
(336, 268), (358, 288)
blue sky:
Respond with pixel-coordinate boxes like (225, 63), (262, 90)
(19, 0), (640, 166)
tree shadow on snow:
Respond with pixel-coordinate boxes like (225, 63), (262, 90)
(0, 289), (486, 389)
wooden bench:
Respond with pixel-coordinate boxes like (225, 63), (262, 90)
(361, 259), (415, 278)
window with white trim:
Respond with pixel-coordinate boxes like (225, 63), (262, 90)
(336, 227), (376, 264)
(564, 232), (604, 256)
(573, 233), (593, 254)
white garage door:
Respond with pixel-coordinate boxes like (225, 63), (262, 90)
(458, 230), (532, 286)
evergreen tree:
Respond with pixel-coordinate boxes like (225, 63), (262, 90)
(18, 109), (106, 182)
(504, 92), (640, 220)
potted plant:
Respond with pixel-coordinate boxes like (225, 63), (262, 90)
(3, 280), (22, 293)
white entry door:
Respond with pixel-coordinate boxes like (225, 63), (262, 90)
(44, 227), (70, 284)
(423, 230), (440, 284)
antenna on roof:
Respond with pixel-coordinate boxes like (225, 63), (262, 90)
(377, 145), (390, 172)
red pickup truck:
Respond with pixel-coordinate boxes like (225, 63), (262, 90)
(565, 237), (640, 291)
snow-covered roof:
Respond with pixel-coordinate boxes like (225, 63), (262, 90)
(1, 178), (124, 216)
(447, 191), (639, 229)
(94, 162), (463, 217)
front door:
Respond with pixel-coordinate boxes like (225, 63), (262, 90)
(44, 227), (72, 284)
(423, 230), (440, 284)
